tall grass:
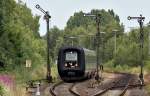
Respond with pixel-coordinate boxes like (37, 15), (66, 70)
(0, 84), (5, 96)
(0, 61), (58, 96)
(104, 60), (150, 95)
(103, 59), (148, 74)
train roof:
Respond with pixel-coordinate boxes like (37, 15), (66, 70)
(83, 48), (95, 53)
(59, 46), (95, 56)
(59, 46), (84, 51)
(83, 48), (96, 56)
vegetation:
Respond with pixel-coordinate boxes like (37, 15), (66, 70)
(0, 0), (47, 95)
(0, 84), (5, 96)
(0, 0), (149, 74)
(49, 9), (150, 72)
(0, 0), (150, 95)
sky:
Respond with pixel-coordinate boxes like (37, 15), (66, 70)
(21, 0), (150, 36)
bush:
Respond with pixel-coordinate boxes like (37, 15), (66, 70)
(104, 59), (115, 68)
(0, 84), (5, 96)
(144, 60), (150, 72)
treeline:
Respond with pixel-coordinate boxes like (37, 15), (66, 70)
(49, 10), (150, 68)
(48, 9), (124, 60)
(48, 9), (124, 64)
(0, 0), (46, 70)
(0, 0), (150, 71)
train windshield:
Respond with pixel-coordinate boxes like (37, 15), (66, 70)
(65, 51), (77, 61)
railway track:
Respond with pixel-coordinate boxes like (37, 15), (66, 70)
(118, 75), (144, 96)
(50, 81), (79, 96)
(93, 73), (143, 96)
(49, 73), (144, 96)
(70, 73), (143, 96)
(69, 83), (80, 96)
(50, 81), (63, 96)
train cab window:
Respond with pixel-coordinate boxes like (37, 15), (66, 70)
(64, 51), (78, 68)
(65, 51), (77, 61)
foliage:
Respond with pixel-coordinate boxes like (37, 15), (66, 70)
(0, 0), (45, 71)
(0, 84), (4, 96)
(1, 0), (150, 86)
(47, 8), (150, 70)
(3, 0), (150, 95)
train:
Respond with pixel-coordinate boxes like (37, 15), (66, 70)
(57, 46), (97, 82)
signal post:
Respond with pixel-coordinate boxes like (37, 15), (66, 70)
(128, 14), (145, 86)
(84, 13), (103, 81)
(36, 4), (52, 83)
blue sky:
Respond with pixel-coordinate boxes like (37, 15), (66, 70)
(21, 0), (150, 36)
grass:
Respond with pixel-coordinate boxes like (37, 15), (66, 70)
(2, 60), (150, 95)
(104, 61), (150, 95)
(103, 59), (150, 74)
(145, 85), (150, 95)
(0, 62), (59, 96)
(144, 62), (150, 95)
(0, 84), (5, 96)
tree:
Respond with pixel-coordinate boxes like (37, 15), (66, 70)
(0, 0), (45, 70)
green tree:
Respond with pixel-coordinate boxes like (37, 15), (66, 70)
(0, 0), (45, 70)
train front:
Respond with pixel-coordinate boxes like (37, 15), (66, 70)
(57, 47), (85, 82)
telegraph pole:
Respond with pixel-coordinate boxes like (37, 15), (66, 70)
(36, 4), (52, 83)
(112, 30), (118, 56)
(69, 36), (76, 46)
(100, 32), (105, 65)
(128, 14), (145, 85)
(64, 36), (77, 46)
(147, 22), (150, 55)
(84, 13), (102, 81)
(112, 29), (118, 67)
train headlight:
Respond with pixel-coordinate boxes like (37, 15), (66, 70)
(70, 63), (72, 66)
(65, 63), (67, 67)
(75, 64), (78, 67)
